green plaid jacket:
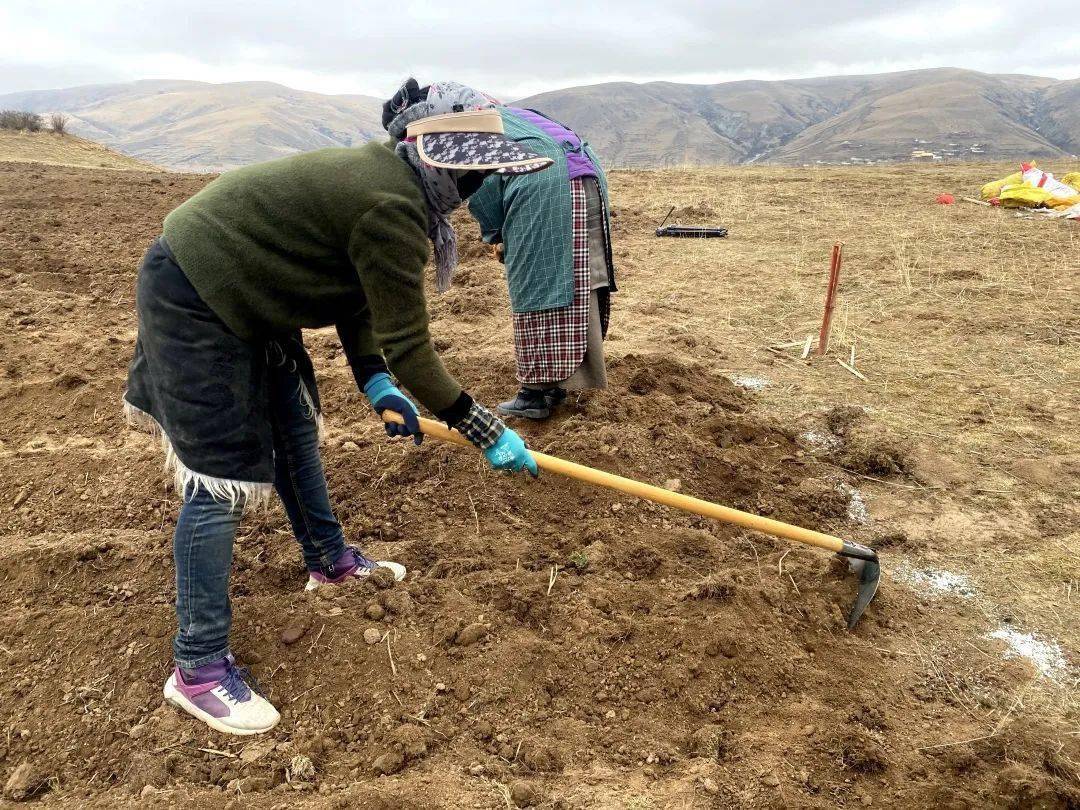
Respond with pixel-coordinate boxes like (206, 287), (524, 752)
(468, 108), (611, 313)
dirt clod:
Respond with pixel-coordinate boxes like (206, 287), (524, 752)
(288, 754), (316, 782)
(510, 780), (539, 807)
(838, 727), (889, 774)
(520, 741), (565, 773)
(683, 575), (736, 602)
(372, 751), (404, 776)
(830, 426), (909, 477)
(432, 616), (464, 646)
(383, 590), (414, 616)
(280, 621), (309, 645)
(455, 622), (489, 646)
(368, 567), (397, 589)
(4, 762), (43, 802)
(363, 627), (382, 645)
(687, 725), (724, 759)
(391, 724), (428, 761)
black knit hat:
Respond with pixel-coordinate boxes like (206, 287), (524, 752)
(381, 78), (429, 130)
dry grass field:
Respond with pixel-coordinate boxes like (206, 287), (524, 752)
(603, 161), (1079, 629)
(0, 156), (1076, 807)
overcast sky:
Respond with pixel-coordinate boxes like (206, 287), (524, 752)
(1, 1), (1076, 99)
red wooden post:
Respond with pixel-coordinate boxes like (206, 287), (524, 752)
(816, 242), (843, 357)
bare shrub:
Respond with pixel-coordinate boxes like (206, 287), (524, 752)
(50, 113), (69, 135)
(0, 110), (44, 132)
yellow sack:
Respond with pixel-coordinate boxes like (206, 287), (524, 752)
(998, 184), (1080, 209)
(1046, 193), (1080, 210)
(999, 185), (1052, 207)
(981, 162), (1080, 206)
(981, 171), (1022, 200)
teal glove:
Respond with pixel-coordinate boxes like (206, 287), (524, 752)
(453, 401), (538, 478)
(484, 427), (539, 477)
(363, 373), (422, 445)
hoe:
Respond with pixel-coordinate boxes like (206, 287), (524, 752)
(384, 412), (881, 628)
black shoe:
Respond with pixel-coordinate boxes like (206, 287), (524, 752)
(496, 388), (551, 420)
(544, 387), (568, 409)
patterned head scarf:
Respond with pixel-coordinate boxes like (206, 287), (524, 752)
(386, 81), (497, 292)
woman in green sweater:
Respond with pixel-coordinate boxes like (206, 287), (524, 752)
(123, 81), (552, 735)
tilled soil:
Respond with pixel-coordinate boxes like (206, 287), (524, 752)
(0, 160), (1076, 808)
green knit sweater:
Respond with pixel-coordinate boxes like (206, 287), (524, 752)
(162, 142), (462, 414)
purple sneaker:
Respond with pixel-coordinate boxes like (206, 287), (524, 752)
(163, 655), (279, 735)
(305, 546), (406, 591)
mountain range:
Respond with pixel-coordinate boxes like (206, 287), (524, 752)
(0, 80), (383, 171)
(1, 68), (1076, 171)
(521, 68), (1079, 166)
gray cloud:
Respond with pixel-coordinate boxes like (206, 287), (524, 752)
(1, 0), (1075, 98)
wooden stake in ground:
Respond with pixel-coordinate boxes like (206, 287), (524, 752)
(816, 242), (843, 357)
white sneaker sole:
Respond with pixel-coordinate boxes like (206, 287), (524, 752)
(163, 674), (280, 736)
(304, 560), (407, 591)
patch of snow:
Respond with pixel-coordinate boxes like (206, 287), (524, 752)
(894, 564), (976, 598)
(837, 482), (869, 524)
(801, 430), (840, 451)
(988, 628), (1068, 679)
(732, 375), (770, 391)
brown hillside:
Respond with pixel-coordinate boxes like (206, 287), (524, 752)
(1038, 78), (1080, 155)
(0, 130), (159, 171)
(0, 80), (383, 172)
(769, 71), (1061, 164)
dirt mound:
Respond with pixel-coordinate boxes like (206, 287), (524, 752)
(0, 162), (1076, 808)
(816, 405), (911, 477)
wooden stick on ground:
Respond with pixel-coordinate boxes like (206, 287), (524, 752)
(770, 339), (808, 350)
(816, 242), (843, 356)
(800, 334), (814, 360)
(837, 358), (867, 381)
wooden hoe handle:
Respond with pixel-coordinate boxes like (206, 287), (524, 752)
(382, 412), (847, 555)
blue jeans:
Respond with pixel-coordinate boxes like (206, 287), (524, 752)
(172, 362), (346, 668)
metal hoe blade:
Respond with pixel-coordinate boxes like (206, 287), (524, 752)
(837, 540), (881, 629)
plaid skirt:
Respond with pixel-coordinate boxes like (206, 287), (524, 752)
(512, 178), (598, 383)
